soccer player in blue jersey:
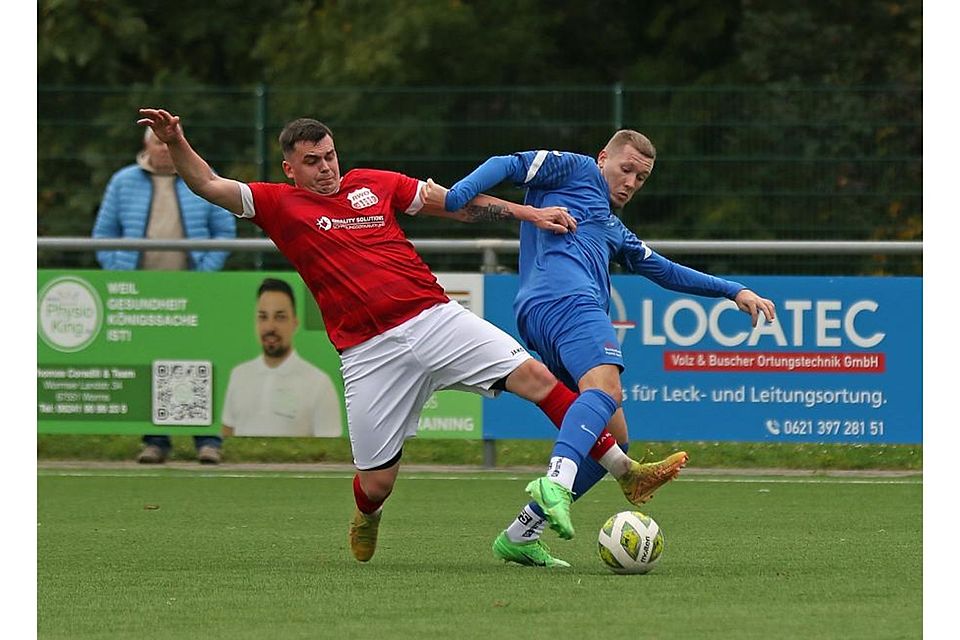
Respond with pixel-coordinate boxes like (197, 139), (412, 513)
(424, 129), (775, 566)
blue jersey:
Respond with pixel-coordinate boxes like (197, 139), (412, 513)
(447, 149), (747, 384)
(445, 150), (745, 323)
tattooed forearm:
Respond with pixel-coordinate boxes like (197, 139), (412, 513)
(461, 203), (516, 223)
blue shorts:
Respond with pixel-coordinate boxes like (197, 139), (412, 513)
(517, 296), (624, 390)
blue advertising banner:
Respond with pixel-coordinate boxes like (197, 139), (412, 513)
(482, 275), (921, 444)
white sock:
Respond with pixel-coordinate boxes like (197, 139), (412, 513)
(597, 444), (633, 479)
(505, 505), (547, 543)
(547, 456), (578, 491)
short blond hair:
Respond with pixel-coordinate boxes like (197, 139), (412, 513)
(604, 130), (656, 159)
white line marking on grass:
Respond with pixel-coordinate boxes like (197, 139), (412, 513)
(675, 477), (921, 485)
(37, 470), (921, 485)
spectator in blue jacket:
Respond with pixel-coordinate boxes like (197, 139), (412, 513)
(92, 127), (236, 464)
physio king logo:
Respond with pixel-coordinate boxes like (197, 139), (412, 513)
(38, 276), (103, 352)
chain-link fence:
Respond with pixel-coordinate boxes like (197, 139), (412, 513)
(38, 84), (921, 275)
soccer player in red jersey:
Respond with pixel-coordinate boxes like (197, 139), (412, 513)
(139, 108), (647, 563)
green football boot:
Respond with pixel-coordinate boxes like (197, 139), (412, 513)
(492, 531), (570, 568)
(525, 476), (574, 539)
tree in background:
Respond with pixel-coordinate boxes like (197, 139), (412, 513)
(733, 0), (921, 246)
(37, 0), (921, 274)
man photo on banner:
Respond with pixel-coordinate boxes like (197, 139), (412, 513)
(222, 277), (343, 438)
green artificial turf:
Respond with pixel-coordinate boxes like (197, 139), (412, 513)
(37, 468), (921, 639)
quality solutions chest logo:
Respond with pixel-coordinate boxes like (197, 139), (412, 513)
(315, 213), (387, 232)
(37, 276), (103, 352)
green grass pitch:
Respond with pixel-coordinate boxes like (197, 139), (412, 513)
(37, 468), (921, 639)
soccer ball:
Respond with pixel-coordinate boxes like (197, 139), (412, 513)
(597, 511), (664, 574)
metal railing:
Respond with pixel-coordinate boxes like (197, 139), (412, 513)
(37, 237), (923, 273)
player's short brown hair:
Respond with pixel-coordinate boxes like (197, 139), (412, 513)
(279, 118), (334, 156)
(605, 130), (656, 160)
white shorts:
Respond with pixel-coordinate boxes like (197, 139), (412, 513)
(340, 301), (531, 470)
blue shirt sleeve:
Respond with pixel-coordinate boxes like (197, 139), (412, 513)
(190, 203), (236, 272)
(91, 173), (123, 269)
(444, 150), (588, 211)
(616, 223), (744, 299)
(444, 154), (527, 211)
(515, 150), (592, 191)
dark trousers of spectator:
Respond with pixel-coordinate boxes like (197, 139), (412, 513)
(142, 435), (222, 453)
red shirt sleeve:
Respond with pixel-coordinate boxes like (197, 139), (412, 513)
(247, 182), (286, 221)
(390, 173), (423, 215)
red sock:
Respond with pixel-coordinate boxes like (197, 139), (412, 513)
(537, 382), (618, 461)
(537, 381), (577, 427)
(353, 474), (386, 514)
(589, 428), (618, 460)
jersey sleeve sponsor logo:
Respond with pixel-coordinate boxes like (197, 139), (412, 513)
(347, 187), (380, 209)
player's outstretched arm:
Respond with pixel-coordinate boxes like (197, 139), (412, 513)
(419, 178), (576, 234)
(734, 289), (777, 327)
(137, 108), (245, 216)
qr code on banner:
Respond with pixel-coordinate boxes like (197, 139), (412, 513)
(152, 360), (212, 425)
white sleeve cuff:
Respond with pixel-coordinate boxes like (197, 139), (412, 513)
(404, 180), (425, 215)
(238, 182), (256, 219)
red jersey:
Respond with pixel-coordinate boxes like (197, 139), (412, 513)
(245, 169), (449, 350)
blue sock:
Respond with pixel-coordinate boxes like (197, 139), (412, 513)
(528, 501), (546, 519)
(551, 388), (618, 465)
(525, 442), (631, 520)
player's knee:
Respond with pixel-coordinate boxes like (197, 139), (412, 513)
(578, 367), (623, 406)
(583, 381), (623, 407)
(358, 469), (397, 502)
(363, 477), (394, 502)
(505, 359), (559, 401)
(526, 359), (559, 389)
(608, 381), (624, 405)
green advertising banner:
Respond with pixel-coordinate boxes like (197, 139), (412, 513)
(37, 270), (482, 439)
